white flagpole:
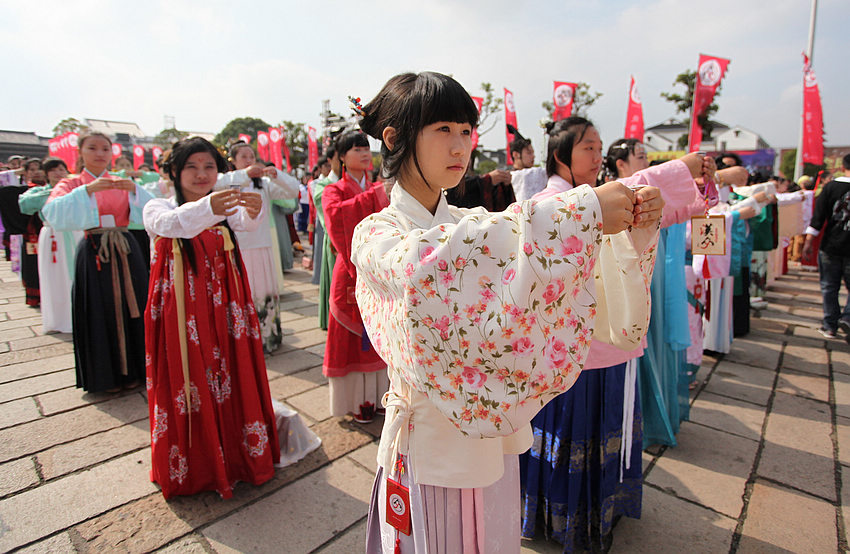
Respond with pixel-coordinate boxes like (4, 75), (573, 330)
(794, 0), (818, 182)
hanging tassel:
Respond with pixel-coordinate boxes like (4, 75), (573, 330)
(51, 235), (57, 264)
(395, 537), (401, 554)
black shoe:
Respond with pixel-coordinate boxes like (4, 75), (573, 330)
(839, 320), (850, 335)
(818, 327), (838, 339)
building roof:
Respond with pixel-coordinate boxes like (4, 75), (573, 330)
(646, 118), (730, 133)
(84, 119), (147, 138)
(0, 130), (49, 145)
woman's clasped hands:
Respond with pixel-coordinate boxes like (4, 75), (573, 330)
(209, 189), (263, 219)
(594, 182), (664, 235)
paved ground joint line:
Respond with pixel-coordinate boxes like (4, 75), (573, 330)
(828, 349), (848, 552)
(308, 514), (369, 553)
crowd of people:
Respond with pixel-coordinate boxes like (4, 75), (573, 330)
(1, 70), (848, 552)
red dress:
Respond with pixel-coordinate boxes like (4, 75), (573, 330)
(322, 174), (389, 377)
(145, 226), (280, 499)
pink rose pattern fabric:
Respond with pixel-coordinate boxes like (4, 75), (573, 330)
(353, 185), (604, 438)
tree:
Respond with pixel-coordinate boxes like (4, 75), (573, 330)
(541, 82), (604, 119)
(660, 70), (722, 149)
(153, 128), (189, 148)
(779, 148), (825, 179)
(476, 82), (504, 136)
(52, 117), (89, 136)
(213, 117), (272, 147)
(279, 120), (309, 169)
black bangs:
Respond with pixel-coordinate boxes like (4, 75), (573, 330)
(416, 72), (479, 128)
(336, 130), (370, 158)
(168, 137), (229, 190)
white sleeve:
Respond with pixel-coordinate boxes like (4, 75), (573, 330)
(143, 197), (224, 238)
(214, 169), (252, 191)
(265, 169), (300, 200)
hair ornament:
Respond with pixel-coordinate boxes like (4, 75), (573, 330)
(348, 96), (365, 117)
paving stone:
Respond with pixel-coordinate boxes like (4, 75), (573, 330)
(265, 348), (323, 376)
(8, 334), (71, 352)
(281, 316), (320, 336)
(17, 531), (74, 553)
(0, 353), (75, 383)
(293, 304), (319, 318)
(315, 518), (367, 554)
(836, 416), (850, 468)
(0, 369), (74, 403)
(0, 343), (8, 354)
(610, 485), (736, 553)
(793, 324), (829, 340)
(833, 349), (850, 375)
(702, 360), (775, 406)
(268, 366), (326, 401)
(761, 392), (835, 501)
(278, 298), (317, 312)
(782, 342), (829, 376)
(0, 394), (148, 463)
(0, 456), (39, 497)
(834, 372), (850, 419)
(36, 387), (123, 416)
(2, 326), (35, 341)
(38, 420), (150, 480)
(346, 441), (379, 474)
(724, 336), (782, 370)
(305, 343), (325, 358)
(0, 449), (157, 551)
(280, 310), (308, 323)
(203, 457), (373, 554)
(280, 328), (328, 349)
(738, 479), (837, 552)
(0, 397), (41, 429)
(749, 316), (789, 335)
(0, 342), (75, 367)
(775, 368), (829, 403)
(645, 422), (757, 518)
(689, 392), (767, 442)
(287, 385), (332, 423)
(3, 307), (43, 321)
(155, 533), (209, 553)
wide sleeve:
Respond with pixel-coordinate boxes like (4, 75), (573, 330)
(214, 169), (251, 191)
(312, 179), (329, 227)
(18, 186), (52, 216)
(264, 169), (300, 201)
(129, 184), (154, 225)
(624, 160), (702, 228)
(353, 184), (604, 438)
(43, 182), (99, 231)
(143, 197), (223, 238)
(324, 182), (389, 280)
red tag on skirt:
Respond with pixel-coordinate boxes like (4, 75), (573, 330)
(386, 477), (411, 536)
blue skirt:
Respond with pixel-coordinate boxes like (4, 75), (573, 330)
(519, 362), (642, 552)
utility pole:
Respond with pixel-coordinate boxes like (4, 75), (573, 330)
(794, 0), (818, 181)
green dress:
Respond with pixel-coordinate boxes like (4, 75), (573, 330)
(312, 172), (337, 330)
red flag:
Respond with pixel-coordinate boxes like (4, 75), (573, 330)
(67, 132), (79, 172)
(802, 55), (824, 165)
(111, 143), (123, 167)
(238, 133), (252, 145)
(504, 88), (518, 165)
(552, 81), (577, 122)
(257, 131), (270, 162)
(688, 54), (730, 152)
(48, 137), (59, 159)
(470, 96), (484, 151)
(152, 146), (163, 172)
(307, 126), (319, 169)
(133, 145), (145, 170)
(58, 133), (69, 168)
(280, 127), (292, 172)
(624, 76), (645, 141)
(268, 127), (283, 169)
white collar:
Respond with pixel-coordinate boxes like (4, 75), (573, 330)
(546, 173), (574, 192)
(391, 183), (456, 229)
(84, 168), (108, 179)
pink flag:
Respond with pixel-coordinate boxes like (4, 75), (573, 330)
(268, 127), (283, 169)
(307, 126), (319, 170)
(133, 145), (145, 170)
(552, 81), (577, 122)
(688, 54), (730, 152)
(504, 88), (518, 165)
(67, 132), (79, 172)
(624, 76), (644, 141)
(238, 133), (252, 145)
(111, 143), (123, 167)
(280, 127), (291, 172)
(257, 131), (270, 162)
(470, 96), (484, 151)
(802, 55), (824, 165)
(152, 146), (163, 171)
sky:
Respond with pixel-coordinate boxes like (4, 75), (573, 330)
(1, 0), (846, 159)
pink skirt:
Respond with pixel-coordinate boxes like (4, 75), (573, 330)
(365, 455), (521, 553)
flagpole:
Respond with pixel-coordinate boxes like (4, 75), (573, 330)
(794, 0), (818, 181)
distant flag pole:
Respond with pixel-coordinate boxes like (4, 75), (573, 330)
(794, 0), (818, 181)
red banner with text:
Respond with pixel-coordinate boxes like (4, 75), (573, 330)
(470, 96), (483, 151)
(504, 88), (518, 165)
(152, 146), (163, 171)
(802, 55), (824, 165)
(133, 145), (145, 170)
(111, 143), (123, 167)
(552, 81), (577, 122)
(624, 76), (644, 141)
(307, 126), (318, 170)
(257, 131), (270, 162)
(688, 54), (730, 152)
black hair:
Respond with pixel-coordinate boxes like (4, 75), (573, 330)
(23, 158), (43, 171)
(317, 156), (328, 166)
(510, 136), (532, 156)
(843, 153), (850, 171)
(42, 157), (67, 174)
(359, 71), (479, 188)
(603, 138), (642, 180)
(335, 130), (370, 178)
(544, 116), (593, 178)
(716, 152), (743, 168)
(165, 137), (239, 272)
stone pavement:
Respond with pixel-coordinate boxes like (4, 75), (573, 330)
(1, 253), (848, 553)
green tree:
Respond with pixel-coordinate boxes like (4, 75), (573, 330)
(279, 120), (308, 170)
(779, 148), (825, 179)
(660, 70), (722, 149)
(153, 128), (189, 148)
(52, 117), (89, 135)
(541, 82), (604, 119)
(476, 82), (504, 136)
(213, 117), (272, 147)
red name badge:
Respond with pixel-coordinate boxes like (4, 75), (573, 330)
(386, 477), (411, 536)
